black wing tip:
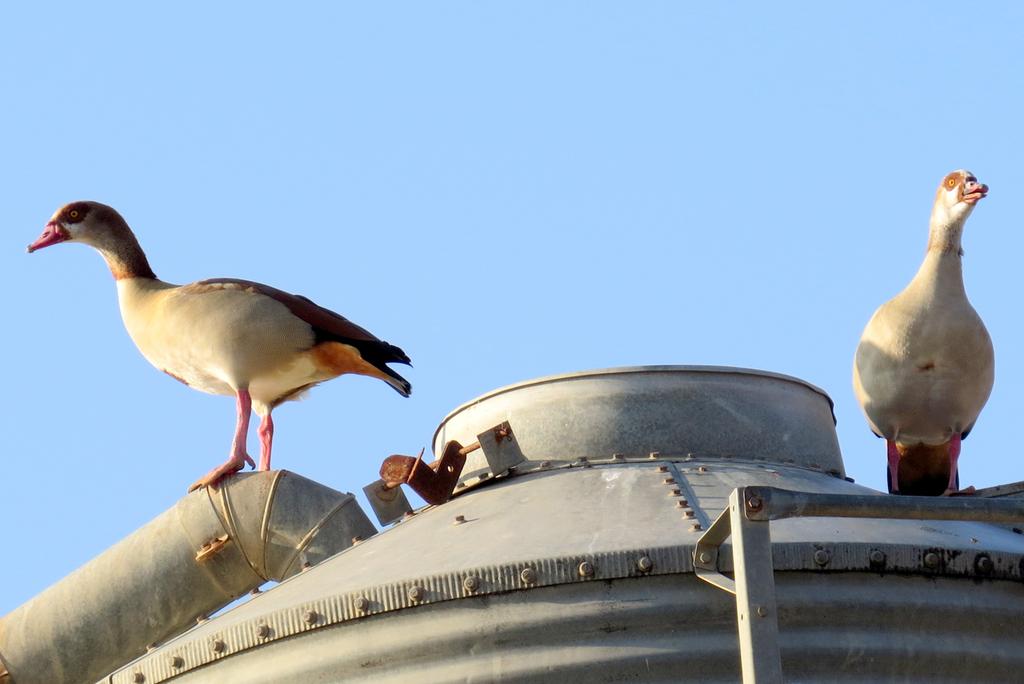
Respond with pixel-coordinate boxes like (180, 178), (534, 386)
(386, 342), (412, 366)
(380, 364), (412, 397)
(390, 375), (412, 397)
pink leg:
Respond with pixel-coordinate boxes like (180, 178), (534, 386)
(258, 412), (274, 471)
(188, 389), (256, 492)
(944, 433), (963, 495)
(886, 440), (901, 494)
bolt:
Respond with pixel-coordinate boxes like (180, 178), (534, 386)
(975, 555), (994, 575)
(924, 552), (941, 569)
(169, 655), (184, 669)
(520, 567), (537, 584)
(690, 523), (702, 531)
(813, 549), (831, 566)
(256, 624), (271, 639)
(612, 453), (624, 460)
(756, 606), (768, 618)
(683, 510), (695, 518)
(649, 451), (660, 459)
(456, 482), (466, 489)
(669, 488), (682, 496)
(145, 643), (157, 653)
(355, 596), (370, 611)
(196, 615), (209, 625)
(408, 586), (424, 601)
(657, 465), (669, 473)
(453, 515), (466, 525)
(746, 495), (763, 511)
(249, 587), (263, 596)
(463, 575), (480, 592)
(578, 561), (595, 578)
(303, 610), (319, 625)
(540, 461), (551, 468)
(301, 561), (312, 571)
(869, 549), (886, 566)
(211, 639), (226, 654)
(698, 465), (709, 473)
(351, 535), (363, 544)
(637, 555), (654, 572)
(698, 551), (712, 564)
(578, 456), (589, 463)
(663, 478), (676, 485)
(675, 500), (686, 509)
(133, 673), (145, 683)
(477, 473), (489, 482)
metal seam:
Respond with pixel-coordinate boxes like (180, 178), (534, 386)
(258, 471), (284, 578)
(280, 495), (358, 578)
(668, 462), (711, 528)
(215, 479), (264, 581)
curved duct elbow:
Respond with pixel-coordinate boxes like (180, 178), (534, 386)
(0, 470), (375, 684)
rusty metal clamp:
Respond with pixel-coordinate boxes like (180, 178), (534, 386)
(379, 424), (514, 505)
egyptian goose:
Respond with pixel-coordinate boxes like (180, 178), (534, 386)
(28, 201), (411, 491)
(853, 170), (993, 495)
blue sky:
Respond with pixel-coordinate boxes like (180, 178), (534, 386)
(3, 3), (1023, 613)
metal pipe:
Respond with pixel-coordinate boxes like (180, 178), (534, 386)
(0, 471), (375, 684)
(744, 486), (1024, 523)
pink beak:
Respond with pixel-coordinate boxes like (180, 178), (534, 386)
(27, 222), (69, 253)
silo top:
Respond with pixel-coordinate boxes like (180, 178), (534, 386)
(433, 365), (844, 479)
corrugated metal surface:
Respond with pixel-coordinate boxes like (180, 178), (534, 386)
(105, 460), (1024, 683)
(118, 572), (1024, 683)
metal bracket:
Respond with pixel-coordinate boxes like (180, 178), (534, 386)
(381, 444), (466, 506)
(195, 534), (231, 563)
(367, 423), (520, 520)
(693, 488), (782, 684)
(360, 423), (523, 527)
(362, 478), (413, 526)
(692, 503), (735, 595)
(477, 421), (523, 476)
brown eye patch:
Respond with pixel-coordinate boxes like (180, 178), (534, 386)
(62, 202), (90, 223)
(944, 174), (959, 190)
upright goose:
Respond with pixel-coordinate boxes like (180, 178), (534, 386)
(28, 201), (411, 491)
(853, 170), (993, 495)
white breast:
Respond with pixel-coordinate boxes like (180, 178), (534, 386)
(853, 265), (994, 444)
(116, 278), (320, 400)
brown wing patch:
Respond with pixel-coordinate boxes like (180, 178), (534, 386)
(310, 341), (394, 382)
(191, 278), (382, 344)
(179, 281), (259, 296)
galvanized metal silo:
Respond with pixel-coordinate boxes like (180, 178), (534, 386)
(87, 366), (1024, 683)
(4, 368), (1019, 684)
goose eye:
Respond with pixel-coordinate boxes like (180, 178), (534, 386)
(945, 177), (957, 189)
(69, 210), (80, 219)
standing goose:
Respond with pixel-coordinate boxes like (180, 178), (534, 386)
(853, 170), (993, 495)
(28, 201), (411, 491)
